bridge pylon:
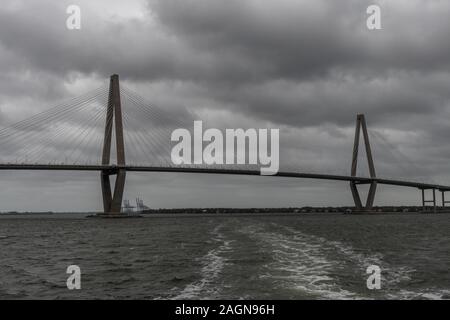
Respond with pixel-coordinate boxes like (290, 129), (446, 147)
(350, 114), (377, 212)
(100, 74), (127, 215)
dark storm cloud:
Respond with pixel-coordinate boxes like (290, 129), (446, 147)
(150, 0), (450, 76)
(1, 0), (450, 210)
(1, 1), (450, 127)
(145, 0), (450, 128)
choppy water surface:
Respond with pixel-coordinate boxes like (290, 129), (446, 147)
(0, 213), (449, 299)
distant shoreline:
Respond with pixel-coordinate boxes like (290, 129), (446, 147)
(1, 206), (447, 215)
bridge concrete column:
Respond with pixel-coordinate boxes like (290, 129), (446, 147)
(100, 171), (112, 212)
(441, 190), (450, 208)
(349, 114), (377, 212)
(100, 74), (126, 215)
(421, 188), (436, 213)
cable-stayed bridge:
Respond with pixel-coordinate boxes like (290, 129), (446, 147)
(0, 74), (448, 216)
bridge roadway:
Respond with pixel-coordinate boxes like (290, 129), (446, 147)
(1, 163), (449, 192)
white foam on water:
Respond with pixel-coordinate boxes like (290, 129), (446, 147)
(241, 223), (424, 299)
(172, 224), (234, 299)
(241, 224), (364, 299)
(285, 227), (436, 299)
(277, 226), (450, 300)
(388, 289), (450, 300)
(280, 226), (415, 289)
(171, 222), (445, 300)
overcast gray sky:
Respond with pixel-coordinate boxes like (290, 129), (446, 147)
(1, 0), (450, 211)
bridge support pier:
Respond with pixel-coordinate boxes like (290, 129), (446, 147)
(349, 114), (377, 212)
(101, 169), (126, 213)
(350, 181), (377, 211)
(98, 74), (128, 217)
(441, 190), (450, 208)
(420, 188), (437, 213)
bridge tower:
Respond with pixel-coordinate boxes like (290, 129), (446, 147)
(100, 74), (126, 215)
(350, 114), (377, 211)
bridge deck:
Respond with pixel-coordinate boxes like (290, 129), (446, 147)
(1, 164), (449, 191)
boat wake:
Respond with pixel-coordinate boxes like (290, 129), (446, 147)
(240, 223), (422, 299)
(172, 224), (234, 299)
